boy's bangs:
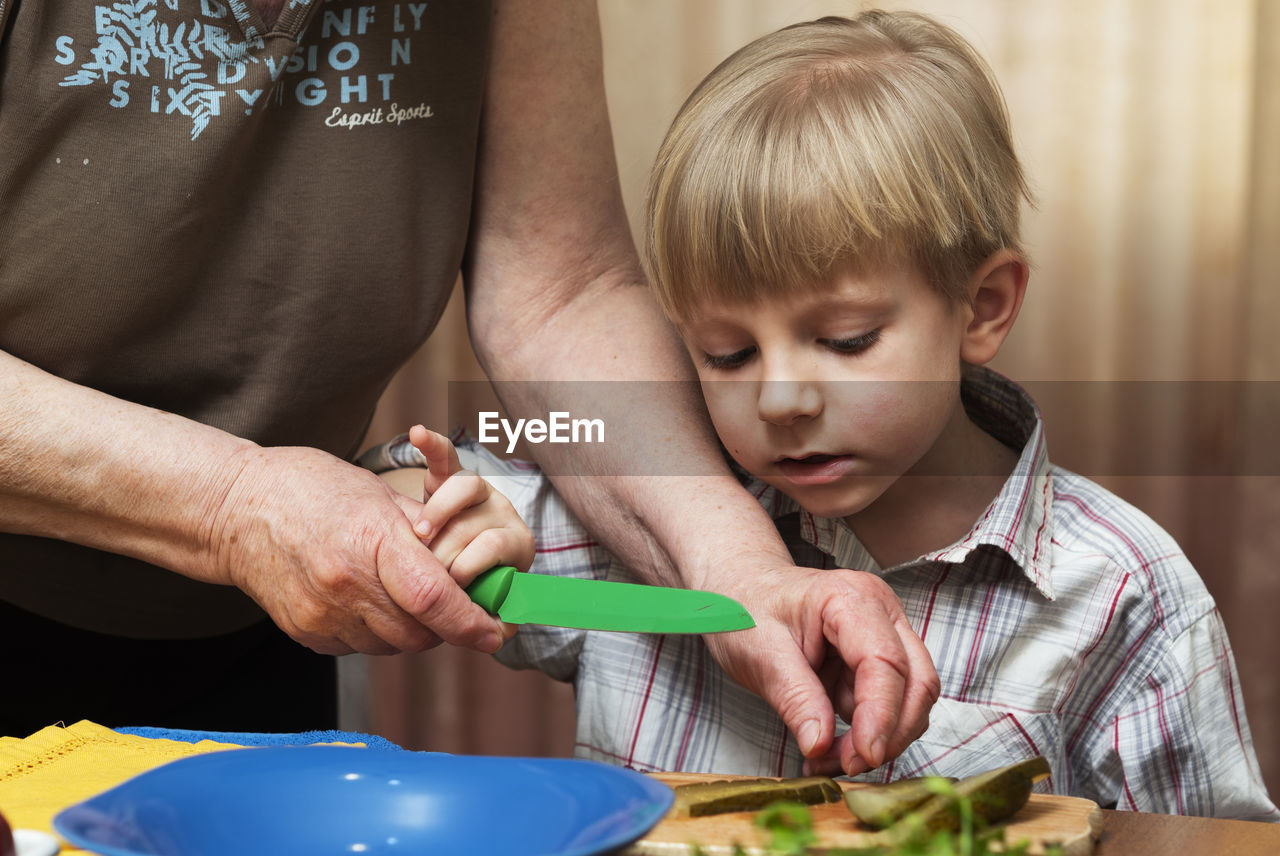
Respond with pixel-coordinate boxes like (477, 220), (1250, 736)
(648, 89), (898, 320)
(646, 15), (1031, 321)
(650, 101), (898, 319)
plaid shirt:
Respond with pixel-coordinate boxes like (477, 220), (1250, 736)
(365, 369), (1277, 820)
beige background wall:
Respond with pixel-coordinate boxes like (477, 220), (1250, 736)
(343, 0), (1280, 797)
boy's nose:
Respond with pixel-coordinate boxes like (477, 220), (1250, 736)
(756, 378), (823, 425)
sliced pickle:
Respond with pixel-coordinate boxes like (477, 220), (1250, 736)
(877, 756), (1052, 835)
(843, 776), (958, 829)
(673, 776), (843, 817)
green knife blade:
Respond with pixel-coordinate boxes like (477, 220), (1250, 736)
(465, 565), (754, 634)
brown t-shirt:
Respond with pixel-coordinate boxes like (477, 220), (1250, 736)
(0, 0), (492, 636)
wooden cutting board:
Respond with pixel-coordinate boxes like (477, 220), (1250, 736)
(625, 772), (1103, 856)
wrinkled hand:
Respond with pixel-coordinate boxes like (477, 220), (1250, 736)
(204, 443), (508, 657)
(701, 563), (938, 776)
(407, 424), (536, 582)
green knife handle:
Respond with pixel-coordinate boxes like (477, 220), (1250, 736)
(466, 565), (516, 614)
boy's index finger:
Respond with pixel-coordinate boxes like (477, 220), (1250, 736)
(408, 424), (463, 495)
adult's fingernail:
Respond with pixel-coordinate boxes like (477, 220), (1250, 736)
(870, 736), (886, 768)
(482, 629), (504, 654)
(798, 720), (821, 755)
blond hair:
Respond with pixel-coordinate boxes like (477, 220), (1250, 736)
(644, 10), (1032, 320)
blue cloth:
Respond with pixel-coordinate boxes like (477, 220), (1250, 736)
(115, 726), (403, 751)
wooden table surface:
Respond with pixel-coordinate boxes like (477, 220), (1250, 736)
(1095, 809), (1280, 855)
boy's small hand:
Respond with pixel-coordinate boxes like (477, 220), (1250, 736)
(408, 425), (536, 591)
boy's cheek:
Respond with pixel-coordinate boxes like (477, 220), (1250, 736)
(701, 407), (761, 471)
(699, 386), (749, 433)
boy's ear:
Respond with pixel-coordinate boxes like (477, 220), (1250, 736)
(960, 249), (1028, 365)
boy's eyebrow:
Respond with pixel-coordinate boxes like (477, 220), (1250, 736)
(794, 290), (895, 322)
(680, 293), (894, 335)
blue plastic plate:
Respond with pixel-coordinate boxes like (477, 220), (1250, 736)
(53, 746), (673, 856)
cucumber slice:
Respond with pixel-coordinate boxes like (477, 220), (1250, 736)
(912, 756), (1051, 833)
(843, 776), (957, 829)
(673, 776), (843, 817)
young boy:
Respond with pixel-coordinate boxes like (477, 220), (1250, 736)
(369, 11), (1276, 819)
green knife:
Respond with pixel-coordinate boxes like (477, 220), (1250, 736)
(465, 565), (754, 634)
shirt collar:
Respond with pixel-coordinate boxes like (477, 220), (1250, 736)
(748, 367), (1056, 600)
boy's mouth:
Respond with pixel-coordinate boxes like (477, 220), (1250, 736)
(775, 453), (854, 485)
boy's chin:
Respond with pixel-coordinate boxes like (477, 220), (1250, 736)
(767, 478), (886, 520)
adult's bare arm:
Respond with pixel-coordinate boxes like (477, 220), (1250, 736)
(463, 0), (938, 773)
(0, 351), (505, 655)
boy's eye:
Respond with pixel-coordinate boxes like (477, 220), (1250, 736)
(702, 346), (756, 370)
(821, 329), (880, 355)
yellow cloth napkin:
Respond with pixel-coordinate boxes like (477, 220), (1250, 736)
(0, 720), (290, 854)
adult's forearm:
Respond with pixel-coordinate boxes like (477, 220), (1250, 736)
(0, 350), (505, 655)
(0, 350), (251, 583)
(470, 285), (796, 591)
(464, 0), (797, 589)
